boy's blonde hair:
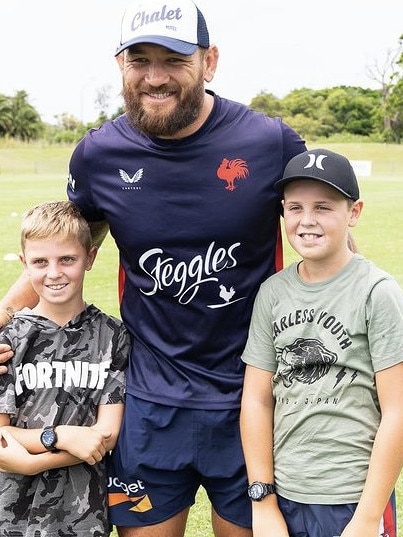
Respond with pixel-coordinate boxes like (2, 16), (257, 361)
(21, 201), (92, 252)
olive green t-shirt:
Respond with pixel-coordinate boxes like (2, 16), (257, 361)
(242, 254), (403, 503)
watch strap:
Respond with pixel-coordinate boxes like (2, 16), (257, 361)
(262, 483), (276, 495)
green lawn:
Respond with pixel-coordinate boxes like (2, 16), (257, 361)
(0, 141), (402, 536)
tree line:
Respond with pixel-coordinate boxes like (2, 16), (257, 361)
(1, 38), (402, 144)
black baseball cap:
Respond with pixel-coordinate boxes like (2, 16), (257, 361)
(275, 148), (360, 201)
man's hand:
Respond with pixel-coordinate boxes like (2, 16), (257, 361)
(0, 344), (13, 374)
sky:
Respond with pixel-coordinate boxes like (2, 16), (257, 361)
(1, 0), (402, 124)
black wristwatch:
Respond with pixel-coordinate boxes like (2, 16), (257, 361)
(247, 481), (276, 501)
(40, 426), (59, 452)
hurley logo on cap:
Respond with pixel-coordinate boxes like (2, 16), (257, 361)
(274, 148), (360, 201)
(304, 153), (327, 171)
(116, 0), (210, 56)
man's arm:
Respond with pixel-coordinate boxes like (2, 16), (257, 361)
(0, 271), (38, 370)
(0, 270), (38, 325)
(88, 220), (109, 248)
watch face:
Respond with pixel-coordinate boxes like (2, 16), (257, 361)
(248, 482), (264, 500)
(41, 428), (56, 448)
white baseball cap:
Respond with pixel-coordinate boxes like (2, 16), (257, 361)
(115, 0), (210, 56)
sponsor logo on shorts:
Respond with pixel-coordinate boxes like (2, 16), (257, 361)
(108, 477), (153, 513)
(108, 492), (153, 512)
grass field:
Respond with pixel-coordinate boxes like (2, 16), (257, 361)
(0, 141), (402, 536)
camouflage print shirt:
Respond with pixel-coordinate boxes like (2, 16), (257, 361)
(0, 304), (130, 537)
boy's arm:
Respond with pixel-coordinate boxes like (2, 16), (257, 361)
(240, 365), (289, 537)
(341, 361), (403, 537)
(0, 428), (82, 475)
(0, 414), (42, 450)
(90, 401), (125, 451)
(0, 421), (110, 463)
(55, 402), (125, 455)
(0, 415), (82, 474)
(0, 402), (124, 473)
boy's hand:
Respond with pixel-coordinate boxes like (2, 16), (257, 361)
(340, 515), (380, 537)
(55, 425), (111, 465)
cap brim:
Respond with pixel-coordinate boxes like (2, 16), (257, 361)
(115, 36), (198, 56)
(274, 175), (354, 200)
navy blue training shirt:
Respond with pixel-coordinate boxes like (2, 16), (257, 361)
(68, 92), (306, 409)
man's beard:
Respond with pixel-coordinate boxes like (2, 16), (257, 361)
(122, 80), (205, 138)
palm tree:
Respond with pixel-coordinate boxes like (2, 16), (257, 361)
(8, 90), (43, 141)
(0, 94), (13, 137)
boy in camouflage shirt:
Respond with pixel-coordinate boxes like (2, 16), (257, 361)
(0, 201), (130, 536)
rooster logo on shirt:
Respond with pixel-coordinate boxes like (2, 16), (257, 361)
(219, 285), (235, 303)
(216, 158), (249, 191)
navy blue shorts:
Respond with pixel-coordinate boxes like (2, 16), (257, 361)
(277, 492), (397, 537)
(107, 395), (251, 528)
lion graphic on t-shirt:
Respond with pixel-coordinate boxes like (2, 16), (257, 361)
(276, 338), (338, 388)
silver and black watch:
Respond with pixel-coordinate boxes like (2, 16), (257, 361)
(247, 481), (276, 501)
